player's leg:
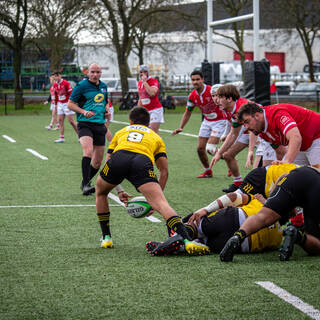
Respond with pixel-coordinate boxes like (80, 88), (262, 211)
(90, 145), (105, 181)
(55, 112), (65, 143)
(138, 182), (210, 255)
(66, 113), (78, 135)
(197, 120), (212, 178)
(149, 108), (164, 134)
(222, 141), (247, 192)
(305, 138), (320, 166)
(149, 122), (160, 134)
(96, 175), (115, 248)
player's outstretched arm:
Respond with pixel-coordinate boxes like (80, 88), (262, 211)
(171, 109), (192, 135)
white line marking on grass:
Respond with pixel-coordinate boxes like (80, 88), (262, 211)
(0, 204), (120, 209)
(108, 192), (161, 223)
(26, 148), (48, 160)
(256, 281), (320, 320)
(112, 120), (198, 138)
(2, 135), (16, 143)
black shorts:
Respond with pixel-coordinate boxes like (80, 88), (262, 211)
(100, 150), (158, 190)
(239, 166), (267, 198)
(78, 121), (107, 146)
(264, 166), (320, 237)
(201, 207), (240, 253)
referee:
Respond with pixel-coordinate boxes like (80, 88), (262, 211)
(68, 63), (109, 195)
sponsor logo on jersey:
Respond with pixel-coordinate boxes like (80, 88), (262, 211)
(280, 115), (290, 125)
(94, 93), (105, 103)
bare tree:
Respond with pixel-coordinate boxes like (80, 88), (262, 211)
(273, 0), (320, 82)
(87, 0), (182, 96)
(0, 0), (29, 109)
(30, 0), (86, 72)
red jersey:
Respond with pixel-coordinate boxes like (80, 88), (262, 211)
(187, 84), (227, 122)
(50, 86), (56, 104)
(108, 98), (113, 109)
(227, 97), (250, 127)
(138, 77), (162, 111)
(260, 104), (320, 151)
(54, 79), (72, 103)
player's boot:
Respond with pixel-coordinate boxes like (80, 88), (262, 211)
(184, 239), (210, 255)
(151, 234), (185, 256)
(146, 241), (162, 254)
(279, 225), (298, 261)
(82, 183), (95, 196)
(100, 235), (113, 248)
(55, 138), (65, 143)
(197, 169), (213, 178)
(219, 235), (241, 262)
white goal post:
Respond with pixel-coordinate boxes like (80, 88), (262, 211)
(207, 0), (260, 62)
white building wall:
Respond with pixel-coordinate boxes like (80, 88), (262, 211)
(75, 29), (320, 78)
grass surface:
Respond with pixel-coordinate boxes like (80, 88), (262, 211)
(0, 111), (319, 320)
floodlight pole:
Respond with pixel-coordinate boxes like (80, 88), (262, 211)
(207, 0), (260, 61)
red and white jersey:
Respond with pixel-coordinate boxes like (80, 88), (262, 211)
(187, 84), (227, 122)
(138, 77), (162, 111)
(226, 98), (251, 126)
(260, 104), (320, 151)
(54, 79), (72, 103)
(50, 86), (56, 105)
(108, 98), (113, 109)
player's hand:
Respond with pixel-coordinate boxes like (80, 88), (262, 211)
(254, 193), (266, 205)
(219, 235), (241, 262)
(83, 110), (95, 118)
(171, 128), (182, 136)
(188, 208), (208, 226)
(146, 209), (155, 217)
(245, 151), (254, 169)
(105, 107), (111, 120)
(118, 191), (133, 206)
(210, 152), (221, 167)
(140, 73), (147, 82)
(43, 101), (48, 105)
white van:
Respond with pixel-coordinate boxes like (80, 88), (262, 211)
(100, 77), (138, 93)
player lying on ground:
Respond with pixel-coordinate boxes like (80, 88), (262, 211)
(146, 197), (283, 256)
(95, 106), (209, 255)
(220, 166), (320, 262)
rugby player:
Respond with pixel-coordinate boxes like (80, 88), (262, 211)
(146, 197), (283, 256)
(138, 65), (164, 134)
(95, 106), (209, 255)
(171, 71), (228, 178)
(53, 71), (78, 143)
(220, 166), (320, 262)
(238, 102), (320, 166)
(210, 85), (284, 193)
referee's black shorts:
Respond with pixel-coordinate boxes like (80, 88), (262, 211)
(264, 166), (320, 238)
(100, 150), (158, 190)
(78, 121), (107, 146)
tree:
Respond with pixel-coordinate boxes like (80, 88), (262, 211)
(0, 0), (29, 109)
(274, 0), (320, 82)
(88, 0), (181, 96)
(30, 0), (86, 72)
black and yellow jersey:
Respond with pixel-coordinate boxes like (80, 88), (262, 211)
(239, 163), (299, 200)
(107, 124), (166, 164)
(241, 199), (283, 252)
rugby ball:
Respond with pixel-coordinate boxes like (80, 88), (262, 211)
(126, 196), (152, 218)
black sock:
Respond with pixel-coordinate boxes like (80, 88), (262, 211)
(184, 224), (196, 240)
(97, 212), (111, 238)
(89, 164), (99, 181)
(82, 156), (91, 185)
(166, 216), (191, 241)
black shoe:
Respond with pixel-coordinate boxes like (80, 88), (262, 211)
(80, 181), (84, 191)
(146, 241), (162, 254)
(220, 235), (241, 262)
(151, 234), (185, 256)
(82, 183), (95, 196)
(222, 183), (239, 193)
(279, 225), (298, 261)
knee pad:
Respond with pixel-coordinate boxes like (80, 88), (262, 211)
(206, 143), (217, 156)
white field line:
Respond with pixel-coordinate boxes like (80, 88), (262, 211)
(256, 281), (320, 320)
(26, 148), (48, 160)
(2, 135), (16, 143)
(0, 204), (119, 208)
(108, 192), (161, 223)
(112, 120), (198, 138)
